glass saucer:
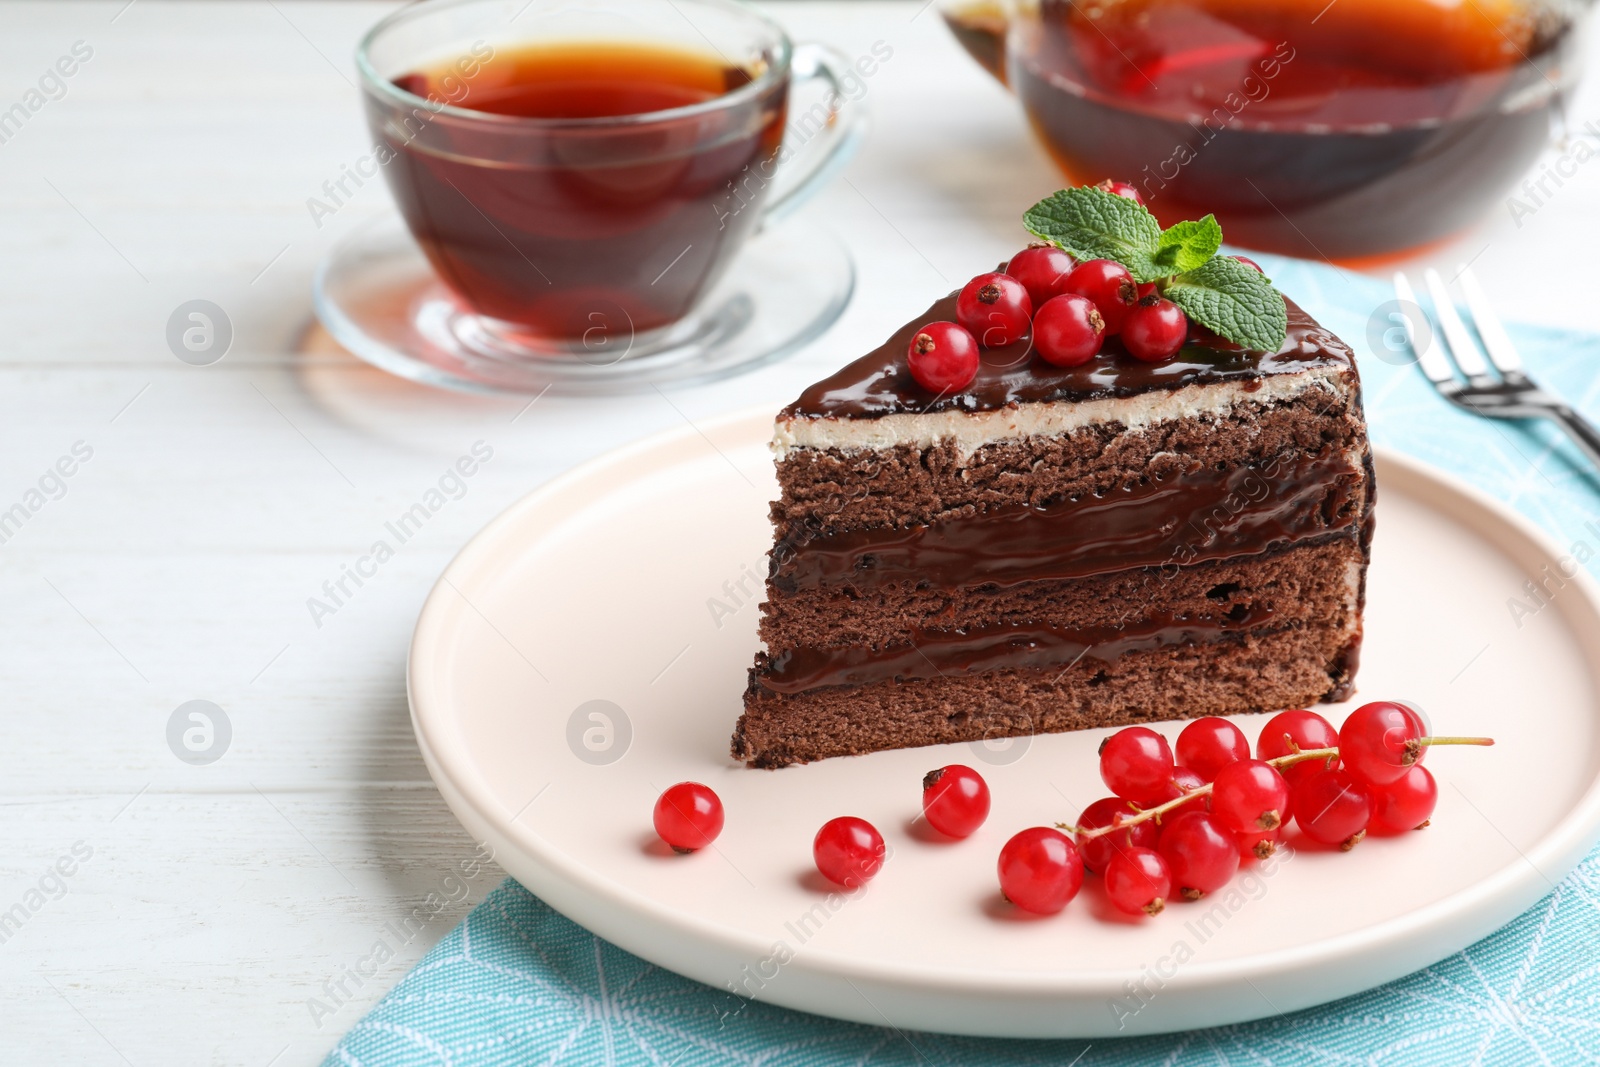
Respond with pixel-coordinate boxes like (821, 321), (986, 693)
(311, 213), (854, 396)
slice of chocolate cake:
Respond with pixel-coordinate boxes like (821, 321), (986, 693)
(733, 190), (1373, 768)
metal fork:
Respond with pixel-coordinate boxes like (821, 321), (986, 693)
(1395, 267), (1600, 471)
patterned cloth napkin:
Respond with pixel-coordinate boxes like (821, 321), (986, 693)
(324, 259), (1600, 1066)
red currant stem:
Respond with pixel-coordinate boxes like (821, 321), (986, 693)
(1062, 736), (1493, 839)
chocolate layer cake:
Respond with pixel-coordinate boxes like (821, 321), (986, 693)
(732, 293), (1373, 768)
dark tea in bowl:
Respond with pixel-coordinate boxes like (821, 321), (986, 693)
(315, 0), (863, 394)
(944, 0), (1584, 260)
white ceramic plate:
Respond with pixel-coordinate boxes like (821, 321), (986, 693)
(409, 408), (1600, 1038)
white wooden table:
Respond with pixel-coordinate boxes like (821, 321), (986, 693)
(2, 2), (1596, 1063)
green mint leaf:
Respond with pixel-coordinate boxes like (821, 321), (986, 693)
(1165, 256), (1288, 351)
(1023, 187), (1164, 282)
(1153, 215), (1222, 274)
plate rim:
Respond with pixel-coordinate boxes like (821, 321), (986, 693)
(408, 406), (1600, 1008)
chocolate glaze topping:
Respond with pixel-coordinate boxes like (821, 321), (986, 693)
(784, 296), (1353, 420)
(772, 451), (1363, 594)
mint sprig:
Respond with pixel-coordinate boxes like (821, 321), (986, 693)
(1022, 187), (1163, 282)
(1153, 215), (1222, 275)
(1023, 187), (1287, 351)
(1165, 255), (1287, 352)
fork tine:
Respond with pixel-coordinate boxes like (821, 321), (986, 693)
(1424, 268), (1493, 379)
(1457, 266), (1525, 375)
(1393, 272), (1456, 384)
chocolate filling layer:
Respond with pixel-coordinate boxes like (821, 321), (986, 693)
(761, 538), (1363, 656)
(773, 450), (1361, 594)
(760, 605), (1284, 693)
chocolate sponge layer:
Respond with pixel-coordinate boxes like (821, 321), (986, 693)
(771, 393), (1363, 541)
(734, 623), (1352, 768)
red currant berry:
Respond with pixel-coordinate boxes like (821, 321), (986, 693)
(1074, 796), (1159, 874)
(1135, 281), (1157, 300)
(1369, 765), (1438, 835)
(1105, 847), (1171, 917)
(1338, 701), (1428, 787)
(1063, 259), (1138, 335)
(1176, 717), (1251, 782)
(921, 764), (991, 838)
(1033, 293), (1105, 367)
(1007, 245), (1077, 308)
(1292, 767), (1373, 850)
(997, 827), (1084, 914)
(1094, 178), (1144, 205)
(653, 782), (725, 853)
(1157, 811), (1239, 899)
(1256, 709), (1340, 790)
(1211, 759), (1290, 835)
(1233, 255), (1264, 273)
(1156, 766), (1208, 818)
(1256, 710), (1338, 760)
(813, 816), (886, 887)
(1099, 726), (1176, 806)
(1121, 296), (1188, 363)
(906, 322), (979, 394)
(956, 272), (1033, 348)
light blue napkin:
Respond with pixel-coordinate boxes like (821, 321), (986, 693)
(325, 259), (1600, 1066)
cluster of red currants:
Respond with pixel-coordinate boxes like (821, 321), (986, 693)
(650, 701), (1490, 917)
(906, 182), (1251, 394)
(1001, 701), (1489, 918)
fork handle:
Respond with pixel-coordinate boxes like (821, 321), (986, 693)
(1549, 405), (1600, 472)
